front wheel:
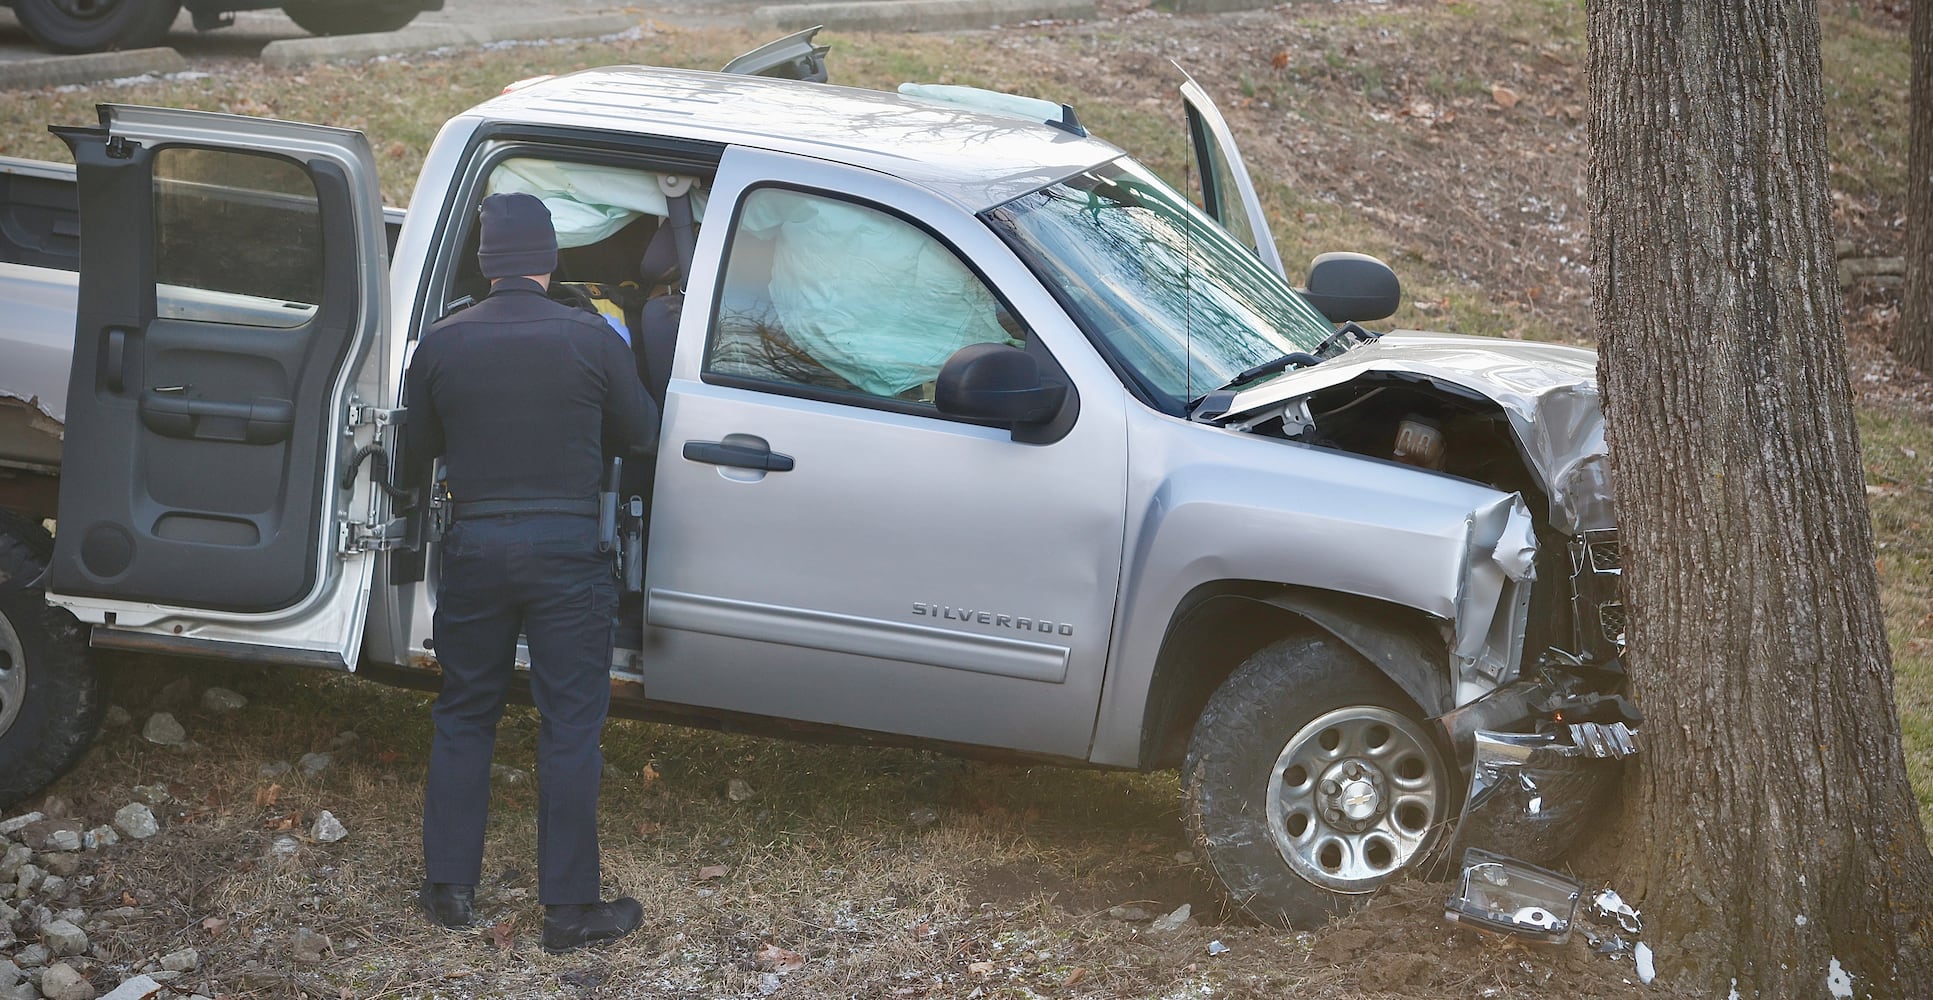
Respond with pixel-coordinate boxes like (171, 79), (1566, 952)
(1183, 635), (1452, 927)
(281, 0), (421, 36)
(0, 513), (101, 808)
(13, 0), (180, 53)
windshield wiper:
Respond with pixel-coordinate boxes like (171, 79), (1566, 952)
(1224, 351), (1322, 388)
(1188, 350), (1322, 420)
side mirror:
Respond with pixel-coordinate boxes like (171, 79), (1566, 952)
(1302, 251), (1400, 323)
(935, 343), (1067, 425)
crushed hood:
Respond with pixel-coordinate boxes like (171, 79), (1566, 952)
(1217, 330), (1614, 533)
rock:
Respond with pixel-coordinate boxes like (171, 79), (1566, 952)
(270, 836), (299, 857)
(1107, 905), (1152, 922)
(80, 829), (116, 852)
(0, 985), (37, 1000)
(129, 786), (169, 807)
(140, 972), (177, 984)
(95, 909), (139, 925)
(151, 676), (195, 709)
(37, 877), (67, 901)
(1148, 903), (1192, 933)
(12, 945), (47, 969)
(1, 844), (32, 880)
(489, 764), (527, 785)
(258, 761), (291, 778)
(140, 714), (186, 747)
(16, 864), (45, 895)
(37, 855), (80, 878)
(101, 706), (131, 728)
(290, 926), (330, 963)
(0, 814), (45, 838)
(0, 959), (17, 988)
(35, 799), (73, 821)
(198, 688), (247, 713)
(726, 779), (755, 802)
(38, 963), (91, 1000)
(39, 920), (86, 957)
(908, 808), (938, 827)
(157, 949), (196, 973)
(310, 812), (347, 844)
(296, 753), (331, 777)
(110, 806), (157, 841)
(97, 977), (163, 999)
(22, 822), (84, 854)
(328, 730), (357, 750)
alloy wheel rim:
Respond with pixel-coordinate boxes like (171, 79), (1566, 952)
(1263, 705), (1443, 892)
(0, 609), (26, 737)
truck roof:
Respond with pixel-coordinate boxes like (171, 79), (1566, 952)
(473, 66), (1128, 211)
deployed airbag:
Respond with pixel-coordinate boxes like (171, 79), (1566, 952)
(487, 159), (707, 249)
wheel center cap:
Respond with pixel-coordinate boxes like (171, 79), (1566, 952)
(1339, 778), (1379, 820)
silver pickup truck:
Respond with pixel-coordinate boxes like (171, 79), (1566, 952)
(0, 39), (1634, 927)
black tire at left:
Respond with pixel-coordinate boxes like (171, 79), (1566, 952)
(280, 0), (420, 36)
(13, 0), (181, 54)
(0, 511), (102, 809)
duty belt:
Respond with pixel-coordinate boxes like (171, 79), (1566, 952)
(450, 497), (600, 520)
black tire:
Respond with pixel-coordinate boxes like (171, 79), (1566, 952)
(0, 512), (102, 809)
(13, 0), (180, 54)
(1183, 635), (1453, 928)
(281, 0), (420, 36)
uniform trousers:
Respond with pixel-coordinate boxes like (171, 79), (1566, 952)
(422, 512), (615, 905)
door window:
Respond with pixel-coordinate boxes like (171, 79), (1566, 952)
(706, 188), (1026, 406)
(153, 147), (322, 328)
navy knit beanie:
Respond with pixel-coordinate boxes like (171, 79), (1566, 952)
(476, 192), (558, 279)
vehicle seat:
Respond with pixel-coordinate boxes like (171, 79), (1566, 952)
(635, 225), (682, 410)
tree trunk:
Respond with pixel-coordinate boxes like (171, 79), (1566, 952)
(1587, 2), (1933, 997)
(1903, 0), (1933, 371)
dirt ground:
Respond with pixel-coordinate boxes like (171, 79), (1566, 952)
(4, 0), (1926, 998)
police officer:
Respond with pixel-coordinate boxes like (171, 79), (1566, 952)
(403, 192), (658, 952)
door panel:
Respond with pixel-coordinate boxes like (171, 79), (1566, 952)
(644, 149), (1129, 758)
(1181, 72), (1288, 280)
(45, 107), (387, 667)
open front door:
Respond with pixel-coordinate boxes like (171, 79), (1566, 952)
(45, 107), (389, 670)
(1180, 71), (1288, 281)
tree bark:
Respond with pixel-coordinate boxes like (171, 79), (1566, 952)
(1903, 0), (1933, 371)
(1587, 2), (1933, 997)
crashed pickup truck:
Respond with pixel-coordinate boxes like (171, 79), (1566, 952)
(0, 33), (1635, 927)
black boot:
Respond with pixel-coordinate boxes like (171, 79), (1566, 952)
(419, 881), (475, 928)
(542, 897), (644, 953)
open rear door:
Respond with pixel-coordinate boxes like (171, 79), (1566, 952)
(45, 106), (390, 670)
(1180, 71), (1288, 280)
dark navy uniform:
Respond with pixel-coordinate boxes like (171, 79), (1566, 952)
(404, 275), (657, 907)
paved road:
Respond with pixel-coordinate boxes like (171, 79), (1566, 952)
(0, 0), (760, 67)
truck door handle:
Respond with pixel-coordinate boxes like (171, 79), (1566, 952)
(682, 440), (794, 472)
(139, 392), (294, 444)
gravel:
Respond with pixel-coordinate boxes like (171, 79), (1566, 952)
(140, 714), (187, 747)
(110, 805), (157, 841)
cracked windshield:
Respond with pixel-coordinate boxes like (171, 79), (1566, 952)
(986, 157), (1335, 413)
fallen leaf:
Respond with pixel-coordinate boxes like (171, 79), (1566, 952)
(968, 961), (995, 976)
(119, 891), (139, 907)
(1271, 50), (1289, 70)
(641, 762), (661, 787)
(697, 864), (730, 881)
(755, 942), (806, 973)
(637, 819), (662, 836)
(255, 783), (282, 808)
(1064, 967), (1088, 987)
(1491, 85), (1521, 108)
(201, 916), (227, 936)
(487, 919), (515, 951)
(377, 750), (400, 765)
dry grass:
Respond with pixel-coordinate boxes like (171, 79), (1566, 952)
(7, 0), (1927, 996)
